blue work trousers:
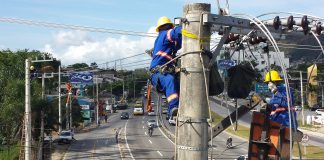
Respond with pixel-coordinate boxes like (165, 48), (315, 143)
(150, 72), (179, 115)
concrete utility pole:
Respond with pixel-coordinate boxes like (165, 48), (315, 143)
(25, 59), (32, 160)
(58, 65), (62, 133)
(177, 3), (211, 160)
(300, 71), (305, 125)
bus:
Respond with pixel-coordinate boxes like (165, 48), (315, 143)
(133, 100), (144, 115)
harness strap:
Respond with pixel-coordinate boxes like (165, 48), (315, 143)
(270, 107), (296, 115)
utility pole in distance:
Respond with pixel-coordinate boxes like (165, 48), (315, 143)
(177, 3), (211, 160)
(25, 59), (32, 160)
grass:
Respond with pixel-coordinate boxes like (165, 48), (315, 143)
(210, 111), (324, 159)
(0, 145), (20, 160)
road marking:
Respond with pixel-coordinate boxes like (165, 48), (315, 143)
(142, 126), (144, 129)
(157, 122), (175, 145)
(148, 139), (152, 144)
(142, 121), (144, 124)
(157, 151), (163, 157)
(144, 132), (147, 135)
(105, 139), (109, 145)
(142, 117), (145, 119)
(124, 120), (135, 160)
(118, 128), (125, 160)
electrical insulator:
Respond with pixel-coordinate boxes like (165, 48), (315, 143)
(301, 16), (309, 35)
(249, 36), (266, 45)
(315, 22), (322, 35)
(287, 16), (294, 30)
(224, 33), (239, 44)
(273, 16), (281, 30)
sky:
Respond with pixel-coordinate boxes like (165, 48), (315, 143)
(0, 0), (323, 68)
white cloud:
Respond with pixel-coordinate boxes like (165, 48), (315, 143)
(41, 27), (156, 68)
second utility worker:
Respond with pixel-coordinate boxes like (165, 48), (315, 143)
(149, 16), (182, 120)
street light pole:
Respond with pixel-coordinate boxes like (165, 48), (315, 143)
(300, 71), (305, 125)
(25, 59), (32, 160)
(58, 65), (62, 133)
(96, 76), (99, 126)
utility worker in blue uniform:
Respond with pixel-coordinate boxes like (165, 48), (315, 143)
(264, 70), (298, 129)
(149, 16), (182, 119)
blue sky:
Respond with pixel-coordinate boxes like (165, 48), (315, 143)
(0, 0), (323, 67)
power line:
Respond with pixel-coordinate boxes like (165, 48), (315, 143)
(272, 46), (323, 51)
(0, 16), (157, 37)
(97, 53), (147, 66)
(118, 62), (150, 68)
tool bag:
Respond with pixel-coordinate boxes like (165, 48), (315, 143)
(209, 62), (224, 96)
(227, 62), (256, 99)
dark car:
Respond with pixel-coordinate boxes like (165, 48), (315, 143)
(310, 105), (324, 111)
(120, 112), (129, 119)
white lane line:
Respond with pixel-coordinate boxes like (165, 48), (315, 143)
(157, 123), (175, 145)
(144, 132), (147, 136)
(124, 120), (135, 160)
(148, 139), (152, 144)
(105, 139), (109, 145)
(142, 121), (144, 124)
(142, 126), (144, 129)
(157, 151), (163, 157)
(118, 128), (124, 160)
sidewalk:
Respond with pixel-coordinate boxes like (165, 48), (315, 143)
(299, 126), (324, 139)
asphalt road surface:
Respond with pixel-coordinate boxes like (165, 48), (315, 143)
(61, 94), (249, 160)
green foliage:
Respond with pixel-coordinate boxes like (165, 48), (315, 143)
(67, 63), (89, 69)
(0, 49), (62, 146)
(0, 145), (19, 160)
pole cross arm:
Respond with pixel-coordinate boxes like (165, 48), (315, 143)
(202, 14), (306, 39)
(203, 14), (251, 28)
(209, 94), (266, 141)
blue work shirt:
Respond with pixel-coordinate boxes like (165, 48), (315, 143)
(269, 84), (298, 128)
(150, 26), (182, 70)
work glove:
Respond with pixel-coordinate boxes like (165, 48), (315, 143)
(145, 48), (153, 57)
(268, 82), (278, 94)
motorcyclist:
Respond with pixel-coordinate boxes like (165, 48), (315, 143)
(226, 136), (232, 148)
(148, 124), (154, 136)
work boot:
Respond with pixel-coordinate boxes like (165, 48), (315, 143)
(170, 107), (178, 119)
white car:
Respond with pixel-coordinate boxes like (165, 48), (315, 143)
(148, 109), (156, 116)
(58, 130), (74, 144)
(315, 109), (324, 116)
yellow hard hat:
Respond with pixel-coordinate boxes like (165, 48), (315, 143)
(30, 65), (35, 70)
(156, 16), (174, 32)
(264, 70), (283, 83)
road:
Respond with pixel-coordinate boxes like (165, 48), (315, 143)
(63, 111), (125, 160)
(61, 93), (248, 160)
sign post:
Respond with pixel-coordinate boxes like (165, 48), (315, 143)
(301, 134), (309, 156)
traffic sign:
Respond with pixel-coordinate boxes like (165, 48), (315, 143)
(218, 59), (236, 70)
(255, 83), (269, 93)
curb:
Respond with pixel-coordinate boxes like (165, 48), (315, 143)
(298, 128), (324, 139)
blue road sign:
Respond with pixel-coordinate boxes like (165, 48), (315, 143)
(69, 72), (93, 84)
(255, 83), (269, 93)
(218, 59), (236, 70)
